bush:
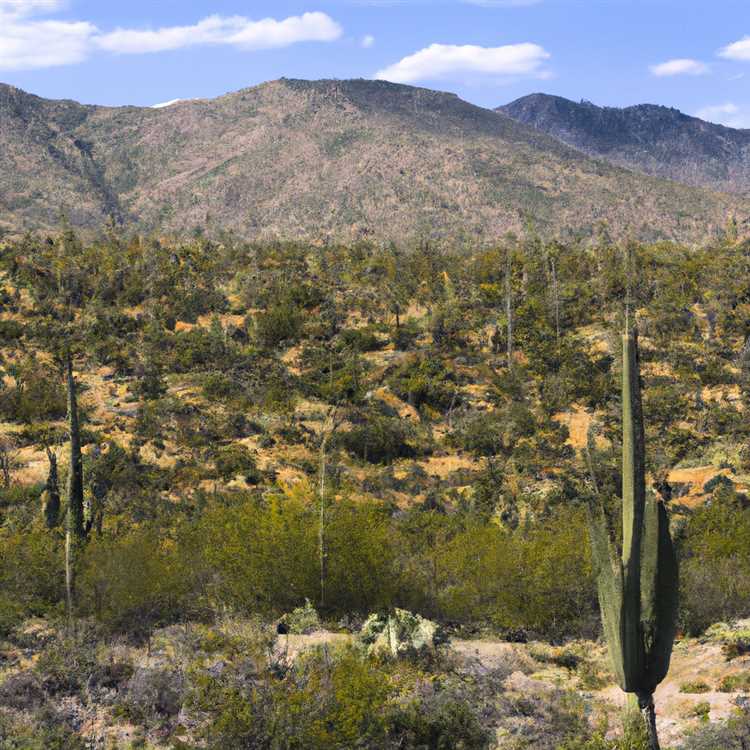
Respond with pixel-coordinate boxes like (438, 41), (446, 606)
(35, 630), (100, 695)
(680, 681), (711, 694)
(337, 415), (417, 464)
(0, 528), (64, 631)
(197, 646), (392, 750)
(387, 354), (458, 412)
(680, 497), (750, 635)
(281, 598), (321, 634)
(0, 356), (67, 423)
(255, 303), (304, 348)
(214, 444), (260, 483)
(79, 528), (199, 635)
(681, 709), (750, 749)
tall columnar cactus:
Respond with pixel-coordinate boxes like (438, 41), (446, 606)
(64, 350), (86, 620)
(588, 324), (679, 750)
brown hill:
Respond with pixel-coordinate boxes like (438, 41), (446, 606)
(1, 78), (748, 243)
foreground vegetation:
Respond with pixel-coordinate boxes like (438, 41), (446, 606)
(0, 225), (748, 746)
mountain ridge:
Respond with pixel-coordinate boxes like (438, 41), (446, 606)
(498, 93), (750, 196)
(0, 78), (748, 243)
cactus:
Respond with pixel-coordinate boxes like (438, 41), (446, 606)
(64, 350), (86, 620)
(41, 448), (60, 529)
(588, 324), (678, 750)
(65, 351), (85, 540)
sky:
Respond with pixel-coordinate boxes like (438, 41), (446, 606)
(1, 0), (750, 126)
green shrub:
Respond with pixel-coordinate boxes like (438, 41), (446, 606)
(214, 444), (260, 483)
(718, 673), (750, 692)
(681, 709), (750, 749)
(79, 528), (199, 635)
(387, 354), (458, 412)
(337, 414), (417, 464)
(680, 681), (712, 694)
(281, 598), (321, 634)
(255, 303), (304, 348)
(0, 527), (64, 629)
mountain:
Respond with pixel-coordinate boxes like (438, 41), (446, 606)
(498, 93), (750, 196)
(1, 79), (748, 243)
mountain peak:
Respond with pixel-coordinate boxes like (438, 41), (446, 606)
(0, 80), (747, 242)
(498, 93), (750, 194)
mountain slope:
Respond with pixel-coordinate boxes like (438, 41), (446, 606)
(1, 79), (748, 243)
(498, 93), (750, 196)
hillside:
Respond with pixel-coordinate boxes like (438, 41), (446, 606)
(0, 229), (748, 746)
(1, 79), (749, 243)
(499, 93), (750, 196)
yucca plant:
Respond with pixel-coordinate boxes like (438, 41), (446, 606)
(588, 321), (679, 750)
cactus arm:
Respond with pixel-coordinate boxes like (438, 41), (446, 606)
(621, 327), (647, 689)
(640, 493), (679, 693)
(621, 329), (646, 567)
(588, 503), (628, 688)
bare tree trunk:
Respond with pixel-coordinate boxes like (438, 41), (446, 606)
(551, 257), (560, 350)
(65, 530), (74, 626)
(318, 431), (329, 610)
(505, 252), (513, 369)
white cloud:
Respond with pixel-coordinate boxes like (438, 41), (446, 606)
(0, 0), (65, 18)
(650, 58), (708, 77)
(375, 42), (550, 84)
(0, 18), (95, 70)
(0, 8), (342, 70)
(95, 12), (341, 55)
(361, 34), (375, 48)
(719, 36), (750, 61)
(695, 102), (750, 128)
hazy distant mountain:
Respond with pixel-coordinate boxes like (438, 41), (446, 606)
(0, 79), (747, 243)
(498, 93), (750, 196)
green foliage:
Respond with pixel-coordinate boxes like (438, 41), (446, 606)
(681, 709), (750, 749)
(436, 508), (595, 638)
(0, 527), (63, 632)
(680, 496), (750, 635)
(213, 444), (260, 483)
(0, 356), (66, 424)
(194, 643), (493, 750)
(281, 598), (321, 634)
(680, 681), (711, 694)
(255, 302), (304, 348)
(337, 413), (417, 464)
(79, 528), (198, 635)
(387, 354), (459, 413)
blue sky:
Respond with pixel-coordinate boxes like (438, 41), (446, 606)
(1, 0), (750, 126)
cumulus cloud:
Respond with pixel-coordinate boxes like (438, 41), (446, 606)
(696, 102), (750, 129)
(0, 6), (342, 70)
(361, 34), (375, 48)
(96, 12), (342, 55)
(650, 58), (708, 77)
(719, 36), (750, 61)
(375, 42), (550, 84)
(0, 19), (95, 70)
(0, 0), (65, 18)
